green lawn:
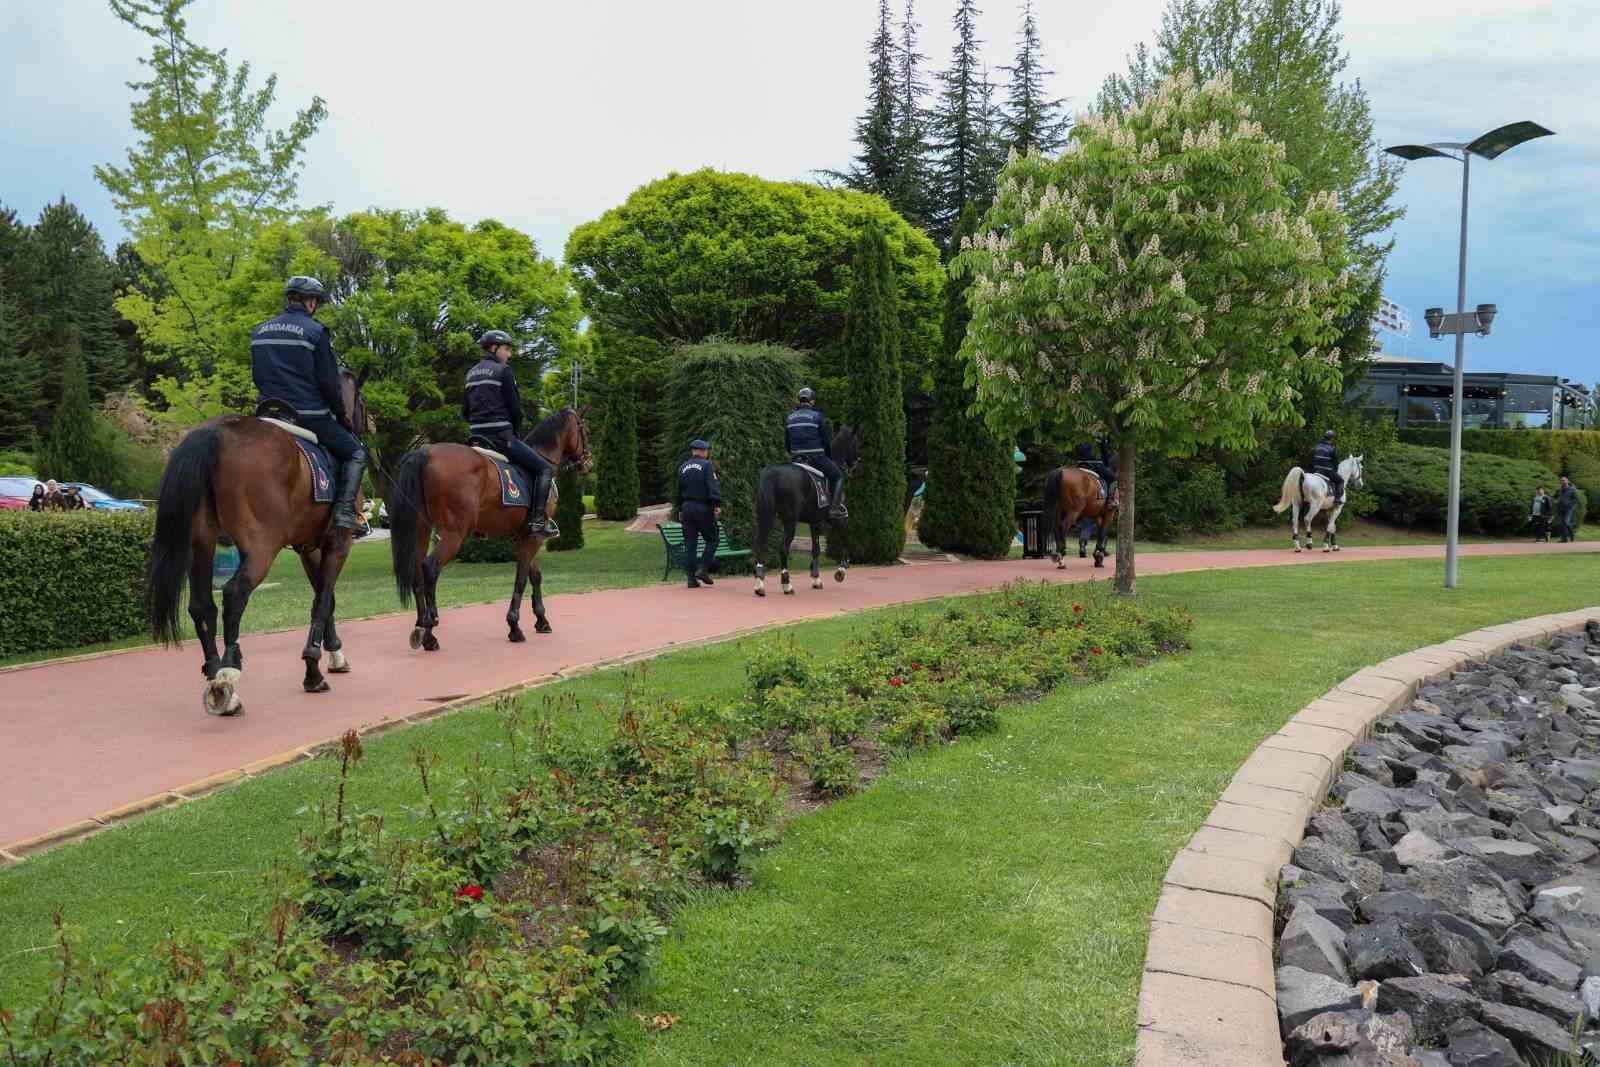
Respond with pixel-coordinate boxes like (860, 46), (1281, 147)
(3, 554), (1596, 1066)
(1, 520), (663, 667)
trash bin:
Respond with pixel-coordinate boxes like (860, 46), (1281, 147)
(1017, 510), (1047, 560)
(213, 541), (240, 588)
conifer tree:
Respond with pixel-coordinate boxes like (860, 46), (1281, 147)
(927, 0), (986, 245)
(840, 223), (907, 565)
(36, 342), (116, 486)
(836, 0), (899, 202)
(919, 203), (1016, 556)
(0, 207), (38, 444)
(593, 359), (640, 521)
(887, 0), (933, 231)
(548, 463), (586, 551)
(24, 198), (130, 404)
(1000, 0), (1070, 156)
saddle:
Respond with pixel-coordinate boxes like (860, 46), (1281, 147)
(253, 398), (320, 444)
(467, 434), (508, 463)
(252, 400), (333, 502)
(791, 459), (830, 510)
(1077, 467), (1112, 505)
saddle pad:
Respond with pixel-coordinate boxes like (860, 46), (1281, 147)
(487, 455), (534, 508)
(472, 445), (509, 463)
(1077, 467), (1107, 502)
(791, 461), (829, 509)
(291, 436), (336, 503)
(259, 416), (319, 444)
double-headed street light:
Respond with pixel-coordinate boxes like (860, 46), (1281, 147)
(1385, 121), (1554, 589)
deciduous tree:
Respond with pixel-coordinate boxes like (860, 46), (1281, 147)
(956, 72), (1356, 593)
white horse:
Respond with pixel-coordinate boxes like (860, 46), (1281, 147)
(1272, 455), (1365, 553)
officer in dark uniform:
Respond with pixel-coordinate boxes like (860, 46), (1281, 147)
(463, 330), (556, 538)
(785, 387), (845, 518)
(675, 439), (721, 588)
(251, 275), (367, 530)
(1312, 430), (1342, 502)
(1073, 435), (1118, 501)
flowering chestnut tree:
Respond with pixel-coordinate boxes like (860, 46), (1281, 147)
(953, 70), (1357, 593)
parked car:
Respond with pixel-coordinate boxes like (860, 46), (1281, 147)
(60, 483), (147, 511)
(0, 475), (41, 509)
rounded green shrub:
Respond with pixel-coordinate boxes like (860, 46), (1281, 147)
(1368, 443), (1585, 534)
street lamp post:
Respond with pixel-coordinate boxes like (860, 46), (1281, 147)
(1385, 121), (1553, 589)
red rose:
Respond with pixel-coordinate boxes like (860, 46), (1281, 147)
(1072, 604), (1083, 614)
(457, 884), (484, 901)
(888, 677), (904, 688)
(1090, 648), (1102, 656)
(911, 663), (923, 671)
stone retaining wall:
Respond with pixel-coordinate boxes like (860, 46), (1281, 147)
(1135, 608), (1600, 1066)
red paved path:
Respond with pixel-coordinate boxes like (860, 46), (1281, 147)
(2, 541), (1594, 851)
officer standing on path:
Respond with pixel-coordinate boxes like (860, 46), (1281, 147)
(675, 439), (722, 589)
(251, 276), (367, 530)
(463, 330), (556, 539)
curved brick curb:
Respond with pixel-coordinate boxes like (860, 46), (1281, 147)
(1134, 606), (1600, 1066)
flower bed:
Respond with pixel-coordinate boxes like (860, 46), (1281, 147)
(1, 581), (1189, 1063)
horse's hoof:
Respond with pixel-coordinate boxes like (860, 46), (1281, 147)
(305, 678), (331, 694)
(783, 585), (795, 596)
(409, 627), (423, 650)
(509, 629), (526, 643)
(202, 669), (243, 716)
(812, 577), (824, 589)
(1332, 545), (1341, 553)
(755, 586), (766, 598)
(535, 620), (552, 634)
(834, 569), (845, 583)
(327, 649), (350, 673)
(422, 635), (440, 652)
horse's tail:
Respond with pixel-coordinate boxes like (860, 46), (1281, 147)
(754, 466), (776, 568)
(388, 448), (430, 606)
(145, 424), (222, 646)
(1044, 467), (1064, 549)
(1273, 467), (1303, 513)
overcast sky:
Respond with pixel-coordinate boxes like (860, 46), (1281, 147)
(3, 0), (1595, 384)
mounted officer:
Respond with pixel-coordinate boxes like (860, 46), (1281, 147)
(1074, 434), (1118, 503)
(785, 387), (845, 519)
(675, 438), (722, 589)
(250, 275), (367, 531)
(1312, 430), (1343, 502)
(463, 330), (556, 539)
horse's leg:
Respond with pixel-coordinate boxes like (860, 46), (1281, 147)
(1291, 500), (1302, 552)
(530, 547), (551, 634)
(1093, 511), (1110, 568)
(302, 534), (356, 692)
(409, 525), (431, 649)
(419, 529), (463, 652)
(810, 522), (824, 589)
(780, 516), (796, 595)
(1057, 507), (1082, 570)
(207, 537), (273, 716)
(507, 536), (531, 643)
(1327, 501), (1342, 552)
(295, 547), (330, 691)
(754, 488), (770, 598)
(188, 537), (221, 680)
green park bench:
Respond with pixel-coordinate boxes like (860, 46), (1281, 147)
(656, 521), (752, 580)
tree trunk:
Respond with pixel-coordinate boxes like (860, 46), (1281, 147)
(1114, 441), (1136, 596)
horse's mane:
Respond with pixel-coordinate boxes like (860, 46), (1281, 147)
(525, 408), (571, 449)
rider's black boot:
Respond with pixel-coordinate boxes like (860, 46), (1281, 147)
(529, 468), (559, 539)
(331, 449), (367, 531)
(828, 480), (848, 521)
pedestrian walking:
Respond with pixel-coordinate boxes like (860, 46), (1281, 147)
(27, 484), (45, 512)
(675, 439), (721, 588)
(1554, 476), (1580, 542)
(1530, 486), (1552, 542)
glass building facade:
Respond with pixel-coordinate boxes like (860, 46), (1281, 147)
(1348, 362), (1593, 430)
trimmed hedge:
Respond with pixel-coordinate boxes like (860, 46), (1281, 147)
(658, 340), (803, 562)
(1369, 443), (1585, 535)
(455, 535), (517, 564)
(0, 510), (153, 657)
(1398, 427), (1600, 474)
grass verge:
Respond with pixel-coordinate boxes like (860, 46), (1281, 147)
(0, 555), (1594, 1063)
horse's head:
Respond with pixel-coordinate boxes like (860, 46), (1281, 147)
(525, 407), (593, 473)
(1343, 454), (1365, 488)
(832, 427), (861, 474)
(340, 367), (372, 434)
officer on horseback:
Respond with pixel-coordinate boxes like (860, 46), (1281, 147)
(1074, 435), (1118, 503)
(251, 275), (367, 531)
(1313, 430), (1343, 503)
(464, 330), (556, 539)
(785, 387), (845, 519)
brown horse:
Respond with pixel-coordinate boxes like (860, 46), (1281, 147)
(1043, 466), (1119, 569)
(145, 371), (370, 715)
(387, 408), (591, 650)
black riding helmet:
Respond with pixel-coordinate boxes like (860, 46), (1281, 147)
(1324, 430), (1336, 440)
(285, 275), (329, 303)
(479, 329), (514, 352)
(798, 387), (815, 404)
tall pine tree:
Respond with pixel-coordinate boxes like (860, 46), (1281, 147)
(835, 0), (899, 202)
(927, 0), (987, 245)
(35, 341), (116, 486)
(918, 203), (1016, 557)
(0, 206), (38, 445)
(23, 198), (130, 406)
(1000, 0), (1070, 156)
(548, 464), (586, 551)
(593, 357), (640, 521)
(887, 0), (933, 231)
(840, 223), (907, 565)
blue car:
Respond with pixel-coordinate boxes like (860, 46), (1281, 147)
(61, 483), (147, 511)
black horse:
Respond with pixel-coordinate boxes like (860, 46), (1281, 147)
(753, 428), (859, 597)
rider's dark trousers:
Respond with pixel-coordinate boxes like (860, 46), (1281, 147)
(680, 502), (718, 580)
(491, 433), (552, 494)
(1316, 469), (1344, 501)
(298, 415), (363, 463)
(795, 451), (842, 502)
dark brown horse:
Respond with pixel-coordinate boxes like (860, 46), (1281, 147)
(387, 408), (591, 650)
(1043, 466), (1119, 569)
(145, 371), (370, 715)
